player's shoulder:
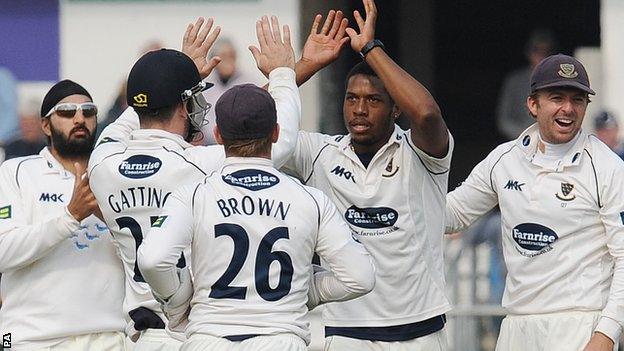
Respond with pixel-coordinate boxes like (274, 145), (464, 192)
(299, 130), (345, 148)
(0, 154), (44, 175)
(89, 138), (127, 172)
(486, 139), (519, 163)
(586, 134), (624, 172)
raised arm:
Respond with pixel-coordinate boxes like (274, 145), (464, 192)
(295, 10), (350, 87)
(346, 0), (448, 158)
(248, 16), (301, 167)
(181, 17), (222, 80)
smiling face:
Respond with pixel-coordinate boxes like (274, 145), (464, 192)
(343, 74), (398, 154)
(42, 94), (97, 158)
(527, 87), (589, 144)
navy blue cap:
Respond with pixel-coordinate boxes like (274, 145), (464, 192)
(215, 84), (277, 140)
(530, 54), (595, 95)
(127, 49), (205, 110)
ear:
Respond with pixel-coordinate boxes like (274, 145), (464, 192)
(391, 105), (401, 120)
(214, 126), (224, 145)
(41, 117), (51, 138)
(271, 123), (280, 143)
(527, 95), (538, 119)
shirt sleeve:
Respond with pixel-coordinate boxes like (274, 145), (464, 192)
(94, 106), (140, 146)
(595, 162), (624, 342)
(311, 191), (376, 302)
(445, 147), (500, 233)
(138, 183), (196, 299)
(0, 162), (80, 272)
(407, 130), (454, 174)
(269, 67), (301, 168)
(280, 131), (327, 181)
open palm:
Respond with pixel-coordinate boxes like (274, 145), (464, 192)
(300, 10), (349, 71)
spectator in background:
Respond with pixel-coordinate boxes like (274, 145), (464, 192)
(0, 67), (19, 145)
(199, 37), (256, 145)
(496, 29), (557, 141)
(3, 98), (47, 160)
(593, 110), (624, 159)
(96, 40), (163, 139)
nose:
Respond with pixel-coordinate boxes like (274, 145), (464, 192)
(73, 109), (86, 124)
(560, 98), (574, 115)
(354, 98), (367, 115)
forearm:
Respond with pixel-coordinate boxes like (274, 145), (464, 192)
(365, 48), (442, 122)
(269, 67), (301, 168)
(595, 258), (624, 342)
(0, 208), (80, 271)
(317, 241), (376, 304)
(294, 59), (319, 87)
(138, 249), (181, 300)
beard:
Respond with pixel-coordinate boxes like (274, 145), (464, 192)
(50, 123), (96, 158)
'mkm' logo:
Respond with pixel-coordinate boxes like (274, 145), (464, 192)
(330, 165), (356, 183)
(40, 193), (64, 202)
(504, 180), (524, 191)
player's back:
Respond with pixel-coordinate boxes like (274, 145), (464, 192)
(187, 157), (322, 342)
(89, 130), (207, 323)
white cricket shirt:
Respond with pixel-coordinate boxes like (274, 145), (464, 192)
(446, 124), (624, 341)
(0, 148), (125, 349)
(138, 157), (375, 344)
(88, 67), (300, 326)
(283, 125), (454, 327)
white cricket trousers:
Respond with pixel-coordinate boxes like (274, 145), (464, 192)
(181, 333), (307, 351)
(496, 311), (617, 351)
(29, 331), (126, 350)
(324, 329), (448, 351)
(133, 329), (183, 351)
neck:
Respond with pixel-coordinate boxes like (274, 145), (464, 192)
(224, 151), (272, 159)
(48, 147), (88, 175)
(537, 132), (579, 157)
(351, 132), (393, 155)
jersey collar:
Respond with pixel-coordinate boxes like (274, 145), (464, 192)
(130, 129), (193, 150)
(221, 157), (274, 172)
(330, 124), (404, 168)
(40, 147), (73, 178)
(516, 123), (588, 170)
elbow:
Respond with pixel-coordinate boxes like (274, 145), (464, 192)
(350, 261), (376, 295)
(137, 246), (165, 279)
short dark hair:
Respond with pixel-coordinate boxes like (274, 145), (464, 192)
(135, 103), (179, 124)
(345, 62), (379, 89)
(221, 135), (273, 157)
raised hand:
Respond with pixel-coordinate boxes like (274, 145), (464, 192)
(300, 10), (349, 72)
(182, 17), (222, 79)
(249, 15), (295, 78)
(345, 0), (377, 52)
(67, 162), (98, 222)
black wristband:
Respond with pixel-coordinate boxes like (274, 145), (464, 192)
(359, 39), (384, 59)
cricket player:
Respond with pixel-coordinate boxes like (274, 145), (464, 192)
(0, 80), (125, 349)
(88, 17), (300, 350)
(446, 54), (624, 351)
(280, 1), (453, 350)
(137, 83), (375, 351)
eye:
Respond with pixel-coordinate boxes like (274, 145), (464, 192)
(573, 97), (586, 104)
(550, 95), (563, 102)
(346, 96), (357, 102)
(368, 97), (381, 103)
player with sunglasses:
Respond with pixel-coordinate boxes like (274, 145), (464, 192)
(0, 80), (126, 349)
